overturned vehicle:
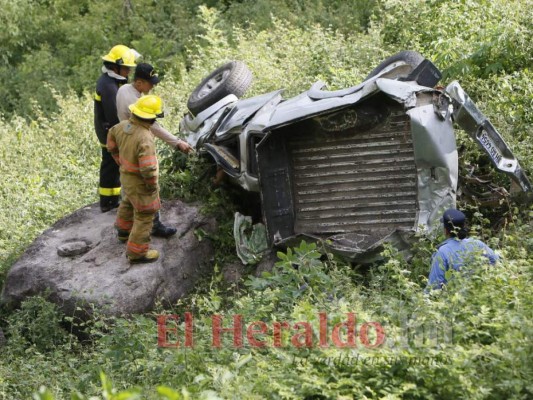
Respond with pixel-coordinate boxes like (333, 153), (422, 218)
(181, 51), (531, 262)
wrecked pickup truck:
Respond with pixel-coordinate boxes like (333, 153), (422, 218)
(180, 51), (531, 262)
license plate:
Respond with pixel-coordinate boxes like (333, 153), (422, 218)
(478, 130), (502, 166)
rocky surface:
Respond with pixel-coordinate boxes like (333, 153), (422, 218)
(1, 200), (216, 317)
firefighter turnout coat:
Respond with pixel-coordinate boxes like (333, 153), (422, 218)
(107, 117), (161, 214)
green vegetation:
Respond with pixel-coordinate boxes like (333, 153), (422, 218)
(1, 0), (532, 398)
(0, 0), (376, 120)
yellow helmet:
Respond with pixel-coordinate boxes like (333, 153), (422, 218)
(129, 95), (164, 120)
(101, 45), (137, 68)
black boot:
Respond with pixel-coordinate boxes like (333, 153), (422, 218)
(100, 195), (120, 213)
(116, 229), (130, 243)
(151, 212), (177, 238)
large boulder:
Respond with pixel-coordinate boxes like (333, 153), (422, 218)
(1, 200), (216, 316)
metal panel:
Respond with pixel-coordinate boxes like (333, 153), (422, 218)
(256, 132), (295, 242)
(288, 106), (418, 237)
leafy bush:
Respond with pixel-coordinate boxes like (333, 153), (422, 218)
(377, 0), (532, 79)
(0, 0), (381, 120)
(8, 232), (531, 398)
(0, 91), (99, 288)
(5, 296), (72, 353)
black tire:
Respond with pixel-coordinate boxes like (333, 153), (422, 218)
(187, 61), (253, 115)
(365, 51), (424, 80)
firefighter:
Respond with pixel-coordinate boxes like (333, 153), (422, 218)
(116, 62), (193, 237)
(107, 95), (165, 263)
(94, 44), (137, 212)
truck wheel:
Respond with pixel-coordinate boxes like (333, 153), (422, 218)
(365, 51), (424, 80)
(187, 61), (253, 115)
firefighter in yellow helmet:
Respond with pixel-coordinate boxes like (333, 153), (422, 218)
(116, 62), (193, 238)
(107, 95), (164, 263)
(94, 44), (138, 212)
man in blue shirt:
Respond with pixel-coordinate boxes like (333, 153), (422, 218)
(427, 208), (499, 290)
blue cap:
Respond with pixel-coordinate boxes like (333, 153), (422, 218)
(441, 208), (466, 231)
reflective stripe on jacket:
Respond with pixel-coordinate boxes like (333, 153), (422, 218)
(107, 117), (160, 212)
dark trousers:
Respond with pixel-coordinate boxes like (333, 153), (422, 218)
(99, 146), (121, 206)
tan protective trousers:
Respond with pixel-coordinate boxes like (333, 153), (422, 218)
(116, 194), (157, 259)
(115, 175), (160, 259)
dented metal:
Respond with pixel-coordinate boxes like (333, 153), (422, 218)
(446, 81), (531, 192)
(181, 54), (530, 261)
